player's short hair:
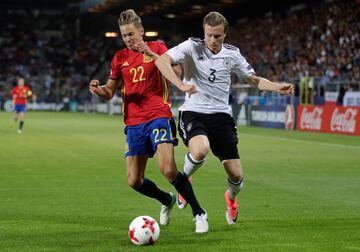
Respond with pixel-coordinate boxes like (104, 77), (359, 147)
(118, 9), (142, 28)
(203, 12), (229, 34)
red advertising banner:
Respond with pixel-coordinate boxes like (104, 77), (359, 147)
(297, 105), (360, 136)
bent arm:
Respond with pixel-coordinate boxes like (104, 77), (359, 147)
(155, 54), (186, 90)
(90, 79), (121, 100)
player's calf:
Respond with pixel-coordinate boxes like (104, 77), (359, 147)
(176, 176), (192, 209)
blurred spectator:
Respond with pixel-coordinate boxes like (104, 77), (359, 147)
(0, 0), (358, 105)
(228, 0), (360, 90)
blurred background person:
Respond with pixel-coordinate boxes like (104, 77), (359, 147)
(10, 77), (34, 134)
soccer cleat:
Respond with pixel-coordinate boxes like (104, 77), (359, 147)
(159, 192), (176, 225)
(17, 129), (22, 134)
(194, 210), (209, 233)
(225, 190), (239, 225)
(176, 176), (192, 209)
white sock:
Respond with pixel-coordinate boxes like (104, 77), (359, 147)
(183, 153), (205, 177)
(227, 177), (244, 201)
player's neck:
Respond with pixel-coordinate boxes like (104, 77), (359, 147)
(206, 45), (222, 55)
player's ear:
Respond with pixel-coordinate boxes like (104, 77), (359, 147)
(139, 26), (144, 36)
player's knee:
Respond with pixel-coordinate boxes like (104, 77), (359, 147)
(159, 165), (177, 181)
(191, 147), (209, 161)
(127, 177), (143, 189)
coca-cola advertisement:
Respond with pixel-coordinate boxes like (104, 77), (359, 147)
(325, 107), (359, 134)
(298, 106), (323, 131)
(297, 105), (360, 136)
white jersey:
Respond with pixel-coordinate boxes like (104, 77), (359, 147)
(167, 37), (255, 115)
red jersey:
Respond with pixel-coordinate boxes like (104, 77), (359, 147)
(10, 86), (32, 105)
(110, 41), (172, 126)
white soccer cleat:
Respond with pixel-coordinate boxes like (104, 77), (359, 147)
(17, 129), (22, 134)
(159, 192), (176, 225)
(194, 210), (209, 233)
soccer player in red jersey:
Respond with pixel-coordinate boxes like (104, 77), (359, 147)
(89, 9), (208, 233)
(10, 78), (33, 134)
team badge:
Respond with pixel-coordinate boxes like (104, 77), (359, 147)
(186, 123), (192, 132)
(143, 54), (154, 63)
(223, 57), (231, 69)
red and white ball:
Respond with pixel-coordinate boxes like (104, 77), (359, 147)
(128, 215), (160, 245)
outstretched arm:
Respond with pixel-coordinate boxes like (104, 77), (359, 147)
(155, 54), (196, 94)
(244, 75), (294, 96)
(89, 79), (121, 100)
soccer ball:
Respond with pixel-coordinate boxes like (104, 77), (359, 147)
(128, 215), (160, 245)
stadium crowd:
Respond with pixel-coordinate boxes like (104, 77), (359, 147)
(0, 9), (111, 105)
(228, 0), (360, 86)
(0, 0), (358, 106)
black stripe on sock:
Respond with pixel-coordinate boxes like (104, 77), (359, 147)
(187, 153), (204, 165)
(228, 177), (243, 185)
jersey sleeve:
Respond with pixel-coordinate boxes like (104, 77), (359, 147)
(166, 39), (192, 64)
(109, 52), (122, 80)
(232, 49), (255, 79)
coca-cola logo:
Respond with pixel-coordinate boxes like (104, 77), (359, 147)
(300, 107), (323, 130)
(330, 108), (357, 133)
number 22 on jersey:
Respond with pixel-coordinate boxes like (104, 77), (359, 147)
(130, 66), (146, 83)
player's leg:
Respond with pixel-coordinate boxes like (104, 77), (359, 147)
(156, 142), (208, 232)
(13, 110), (18, 122)
(18, 111), (25, 133)
(223, 158), (243, 225)
(125, 125), (174, 213)
(208, 113), (242, 225)
(126, 155), (173, 207)
(175, 135), (208, 209)
(177, 112), (209, 209)
(186, 135), (208, 176)
(179, 111), (208, 177)
(152, 118), (208, 232)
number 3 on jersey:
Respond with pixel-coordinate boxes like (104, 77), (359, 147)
(130, 66), (146, 83)
(208, 68), (216, 83)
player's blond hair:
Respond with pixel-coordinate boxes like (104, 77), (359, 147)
(203, 11), (229, 34)
(118, 9), (142, 28)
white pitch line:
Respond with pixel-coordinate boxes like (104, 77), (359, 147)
(239, 133), (360, 149)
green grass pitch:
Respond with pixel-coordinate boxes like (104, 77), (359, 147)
(1, 111), (359, 252)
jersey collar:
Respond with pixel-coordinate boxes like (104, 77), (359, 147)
(205, 43), (224, 57)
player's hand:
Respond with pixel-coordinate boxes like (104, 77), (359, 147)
(136, 42), (153, 57)
(89, 79), (100, 94)
(179, 83), (197, 97)
(279, 83), (295, 96)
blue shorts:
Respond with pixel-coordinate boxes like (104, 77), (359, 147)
(124, 117), (178, 158)
(14, 104), (26, 113)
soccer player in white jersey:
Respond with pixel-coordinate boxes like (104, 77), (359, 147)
(155, 11), (294, 226)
